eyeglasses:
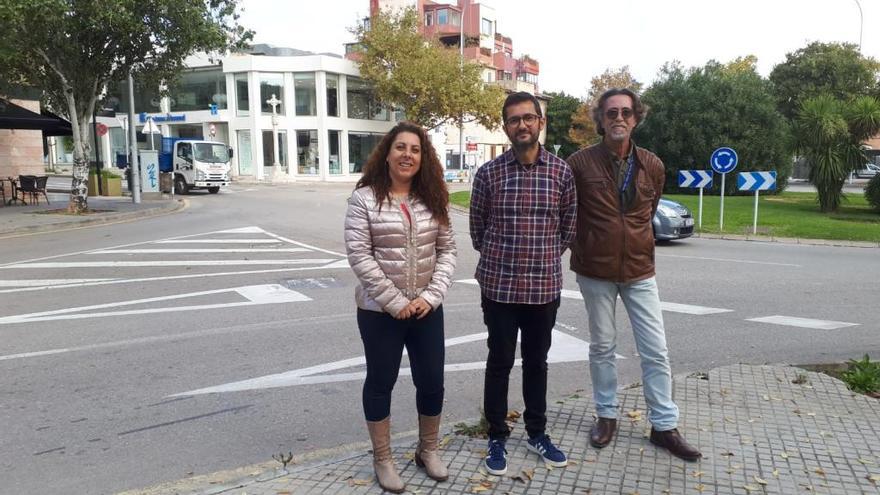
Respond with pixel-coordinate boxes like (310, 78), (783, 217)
(605, 107), (634, 120)
(505, 113), (540, 127)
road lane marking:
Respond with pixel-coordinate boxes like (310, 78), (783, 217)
(90, 248), (311, 254)
(154, 239), (282, 244)
(746, 316), (859, 330)
(170, 329), (622, 396)
(457, 279), (734, 315)
(0, 302), (482, 363)
(215, 227), (266, 234)
(2, 259), (334, 268)
(657, 253), (801, 267)
(0, 263), (350, 295)
(0, 284), (310, 325)
(0, 278), (116, 287)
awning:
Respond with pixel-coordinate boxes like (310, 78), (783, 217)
(0, 98), (72, 136)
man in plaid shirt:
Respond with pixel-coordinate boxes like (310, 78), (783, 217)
(470, 92), (577, 475)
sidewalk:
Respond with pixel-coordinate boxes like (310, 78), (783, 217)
(0, 195), (185, 237)
(126, 364), (880, 494)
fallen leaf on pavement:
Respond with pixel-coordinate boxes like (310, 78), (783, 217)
(742, 484), (760, 492)
(348, 477), (372, 487)
(522, 468), (534, 480)
(858, 458), (875, 465)
(867, 474), (880, 484)
(690, 470), (704, 478)
(754, 475), (767, 485)
(772, 469), (779, 477)
(695, 483), (705, 492)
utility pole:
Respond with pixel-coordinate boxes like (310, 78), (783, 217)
(128, 70), (141, 204)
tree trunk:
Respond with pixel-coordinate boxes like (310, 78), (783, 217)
(65, 91), (91, 214)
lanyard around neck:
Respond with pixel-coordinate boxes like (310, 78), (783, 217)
(620, 152), (636, 195)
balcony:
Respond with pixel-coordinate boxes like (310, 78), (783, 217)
(492, 79), (537, 93)
(464, 46), (494, 66)
(517, 55), (539, 74)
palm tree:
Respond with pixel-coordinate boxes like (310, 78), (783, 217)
(795, 94), (880, 212)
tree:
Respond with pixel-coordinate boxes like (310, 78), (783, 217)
(543, 91), (580, 157)
(794, 94), (880, 212)
(0, 0), (251, 213)
(769, 42), (880, 121)
(569, 66), (642, 147)
(637, 60), (790, 195)
(351, 7), (505, 130)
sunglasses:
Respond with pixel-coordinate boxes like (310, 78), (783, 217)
(505, 113), (541, 127)
(605, 107), (634, 120)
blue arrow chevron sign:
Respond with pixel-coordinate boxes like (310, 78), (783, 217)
(678, 170), (713, 188)
(737, 171), (777, 191)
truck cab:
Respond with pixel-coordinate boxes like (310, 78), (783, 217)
(160, 138), (232, 194)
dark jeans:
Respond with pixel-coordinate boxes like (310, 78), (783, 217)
(482, 295), (559, 440)
(358, 306), (445, 422)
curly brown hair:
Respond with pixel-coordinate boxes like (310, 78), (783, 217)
(355, 121), (450, 226)
(591, 88), (649, 136)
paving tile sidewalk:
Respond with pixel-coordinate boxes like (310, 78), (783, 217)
(0, 195), (184, 237)
(133, 364), (880, 494)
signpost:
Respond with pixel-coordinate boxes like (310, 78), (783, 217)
(738, 171), (776, 234)
(710, 147), (738, 231)
(677, 170), (713, 229)
(142, 117), (161, 150)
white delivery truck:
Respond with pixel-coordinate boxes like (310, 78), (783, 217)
(160, 137), (232, 194)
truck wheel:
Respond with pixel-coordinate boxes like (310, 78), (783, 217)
(208, 186), (220, 194)
(174, 175), (189, 195)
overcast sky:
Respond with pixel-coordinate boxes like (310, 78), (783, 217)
(238, 0), (878, 98)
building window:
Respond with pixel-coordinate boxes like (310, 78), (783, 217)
(108, 80), (162, 115)
(437, 8), (447, 24)
(297, 130), (319, 175)
(262, 130), (287, 171)
(236, 130), (253, 175)
(348, 132), (383, 173)
(235, 73), (249, 116)
(169, 69), (227, 112)
(481, 18), (493, 36)
(326, 74), (339, 117)
(425, 12), (433, 26)
(294, 73), (317, 116)
(517, 72), (539, 85)
(450, 11), (461, 26)
(347, 77), (389, 121)
(329, 130), (342, 174)
(260, 73), (284, 115)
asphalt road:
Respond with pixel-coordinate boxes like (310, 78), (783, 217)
(0, 183), (877, 494)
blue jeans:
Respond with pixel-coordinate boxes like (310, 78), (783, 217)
(576, 275), (679, 431)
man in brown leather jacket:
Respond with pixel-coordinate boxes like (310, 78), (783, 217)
(566, 88), (701, 462)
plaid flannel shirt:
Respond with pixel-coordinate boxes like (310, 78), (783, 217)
(469, 146), (577, 304)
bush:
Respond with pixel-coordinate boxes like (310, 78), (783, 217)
(865, 174), (880, 211)
(841, 355), (880, 394)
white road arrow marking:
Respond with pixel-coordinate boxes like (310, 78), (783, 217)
(456, 279), (733, 315)
(746, 315), (858, 330)
(0, 284), (310, 325)
(170, 329), (618, 396)
(0, 278), (117, 287)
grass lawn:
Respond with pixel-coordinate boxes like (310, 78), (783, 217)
(449, 190), (880, 242)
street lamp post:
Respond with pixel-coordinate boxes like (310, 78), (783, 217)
(266, 94), (282, 171)
(854, 0), (863, 51)
(459, 0), (467, 181)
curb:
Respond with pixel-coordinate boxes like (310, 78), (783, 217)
(0, 199), (187, 238)
(118, 428), (421, 495)
(450, 204), (879, 248)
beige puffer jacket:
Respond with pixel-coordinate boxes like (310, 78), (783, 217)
(345, 186), (457, 315)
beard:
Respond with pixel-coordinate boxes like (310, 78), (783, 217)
(510, 130), (539, 152)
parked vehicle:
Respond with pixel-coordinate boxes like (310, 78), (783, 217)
(653, 198), (694, 241)
(854, 163), (880, 179)
(159, 138), (232, 194)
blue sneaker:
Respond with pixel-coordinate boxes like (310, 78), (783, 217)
(527, 434), (568, 467)
(483, 439), (508, 475)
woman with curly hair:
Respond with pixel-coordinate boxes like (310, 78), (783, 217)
(344, 121), (457, 493)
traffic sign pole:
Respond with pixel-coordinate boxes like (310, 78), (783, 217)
(698, 186), (703, 230)
(719, 173), (726, 231)
(753, 190), (759, 234)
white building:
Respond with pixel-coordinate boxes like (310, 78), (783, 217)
(99, 45), (398, 182)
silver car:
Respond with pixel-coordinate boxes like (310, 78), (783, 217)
(854, 163), (880, 179)
(653, 198), (694, 241)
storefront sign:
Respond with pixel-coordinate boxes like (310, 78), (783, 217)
(139, 112), (186, 123)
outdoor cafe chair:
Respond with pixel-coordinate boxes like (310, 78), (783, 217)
(17, 175), (50, 205)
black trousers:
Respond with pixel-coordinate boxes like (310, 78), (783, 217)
(357, 306), (445, 422)
(482, 295), (559, 440)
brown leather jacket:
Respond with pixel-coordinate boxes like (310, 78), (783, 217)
(566, 141), (665, 283)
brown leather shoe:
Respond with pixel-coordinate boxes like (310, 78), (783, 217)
(589, 418), (617, 448)
(649, 428), (702, 461)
